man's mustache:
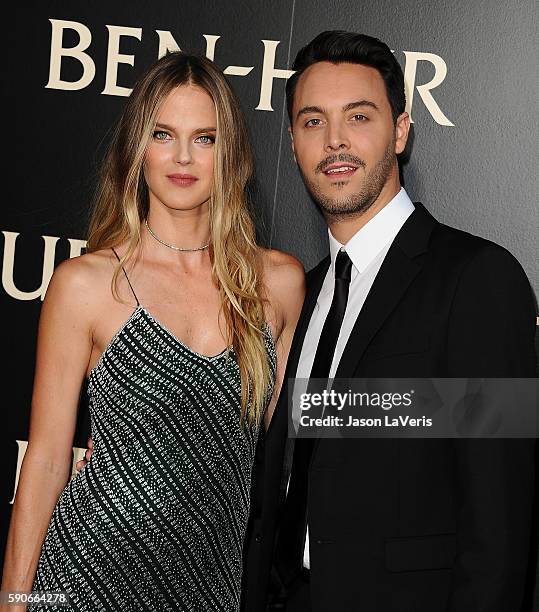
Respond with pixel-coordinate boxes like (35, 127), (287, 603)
(315, 154), (366, 174)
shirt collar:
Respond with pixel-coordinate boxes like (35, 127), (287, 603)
(328, 187), (415, 276)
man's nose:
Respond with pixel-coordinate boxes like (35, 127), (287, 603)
(325, 123), (351, 151)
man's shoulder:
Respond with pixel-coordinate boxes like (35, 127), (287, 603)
(429, 215), (524, 275)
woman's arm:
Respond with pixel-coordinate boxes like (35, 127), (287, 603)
(262, 251), (305, 431)
(1, 258), (94, 603)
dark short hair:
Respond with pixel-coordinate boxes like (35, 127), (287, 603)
(286, 31), (406, 124)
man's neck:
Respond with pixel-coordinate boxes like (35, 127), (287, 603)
(326, 179), (402, 245)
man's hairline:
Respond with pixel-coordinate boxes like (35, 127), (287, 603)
(288, 59), (397, 127)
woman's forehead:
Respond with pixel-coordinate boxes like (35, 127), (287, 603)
(157, 85), (216, 127)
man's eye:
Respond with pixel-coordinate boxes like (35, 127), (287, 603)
(152, 130), (170, 140)
(305, 118), (322, 127)
(352, 114), (367, 121)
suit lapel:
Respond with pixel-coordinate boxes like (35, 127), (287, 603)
(335, 202), (438, 379)
(334, 246), (420, 378)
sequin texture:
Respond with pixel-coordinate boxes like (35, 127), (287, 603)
(31, 305), (276, 611)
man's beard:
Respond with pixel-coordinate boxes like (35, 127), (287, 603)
(300, 140), (396, 221)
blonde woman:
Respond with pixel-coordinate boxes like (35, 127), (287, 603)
(2, 52), (304, 611)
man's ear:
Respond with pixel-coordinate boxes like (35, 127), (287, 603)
(394, 112), (410, 155)
(288, 126), (296, 163)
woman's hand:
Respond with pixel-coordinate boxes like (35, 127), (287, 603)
(75, 437), (93, 472)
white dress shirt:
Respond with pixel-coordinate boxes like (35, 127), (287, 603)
(295, 187), (415, 569)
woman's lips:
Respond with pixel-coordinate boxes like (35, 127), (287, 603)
(167, 174), (198, 187)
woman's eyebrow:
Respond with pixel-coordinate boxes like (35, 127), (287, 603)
(154, 123), (217, 134)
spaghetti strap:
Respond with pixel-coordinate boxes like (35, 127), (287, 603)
(111, 247), (140, 306)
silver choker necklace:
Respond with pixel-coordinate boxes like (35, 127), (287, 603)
(145, 219), (210, 252)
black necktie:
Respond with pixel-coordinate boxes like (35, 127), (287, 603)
(275, 249), (353, 585)
(310, 249), (353, 380)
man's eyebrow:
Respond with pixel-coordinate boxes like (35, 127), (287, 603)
(295, 101), (380, 122)
(295, 105), (325, 121)
(342, 100), (379, 112)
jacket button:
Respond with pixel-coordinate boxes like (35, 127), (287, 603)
(255, 533), (262, 543)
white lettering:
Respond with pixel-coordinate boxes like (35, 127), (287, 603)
(156, 30), (182, 58)
(2, 233), (87, 301)
(9, 440), (28, 504)
(203, 34), (220, 61)
(2, 232), (59, 301)
(256, 40), (294, 111)
(46, 19), (95, 91)
(102, 25), (142, 97)
(44, 21), (455, 125)
(202, 35), (254, 77)
(68, 238), (88, 259)
(403, 51), (454, 126)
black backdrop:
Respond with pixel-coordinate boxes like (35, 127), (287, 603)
(2, 1), (538, 606)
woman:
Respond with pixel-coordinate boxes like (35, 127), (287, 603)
(2, 52), (304, 611)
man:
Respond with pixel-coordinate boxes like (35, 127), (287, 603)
(242, 31), (537, 612)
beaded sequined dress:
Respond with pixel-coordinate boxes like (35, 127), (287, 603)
(31, 252), (276, 611)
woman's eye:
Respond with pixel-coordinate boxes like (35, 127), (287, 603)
(305, 118), (322, 127)
(152, 130), (171, 141)
(195, 135), (215, 144)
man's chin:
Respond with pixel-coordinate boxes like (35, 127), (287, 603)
(302, 174), (377, 218)
(310, 186), (376, 217)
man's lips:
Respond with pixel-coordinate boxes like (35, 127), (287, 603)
(322, 163), (358, 179)
(167, 173), (198, 186)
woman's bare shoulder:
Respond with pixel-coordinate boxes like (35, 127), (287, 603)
(259, 247), (305, 312)
(260, 247), (305, 283)
(53, 249), (114, 285)
(49, 249), (115, 294)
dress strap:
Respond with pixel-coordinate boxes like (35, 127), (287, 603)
(111, 247), (140, 306)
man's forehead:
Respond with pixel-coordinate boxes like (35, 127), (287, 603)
(294, 62), (387, 107)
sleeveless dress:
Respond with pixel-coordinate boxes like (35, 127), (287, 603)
(30, 252), (276, 611)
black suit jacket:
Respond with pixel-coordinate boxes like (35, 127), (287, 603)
(242, 203), (537, 612)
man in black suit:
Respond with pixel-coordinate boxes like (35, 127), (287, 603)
(242, 31), (537, 612)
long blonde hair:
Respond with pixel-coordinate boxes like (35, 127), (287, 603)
(87, 52), (272, 425)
